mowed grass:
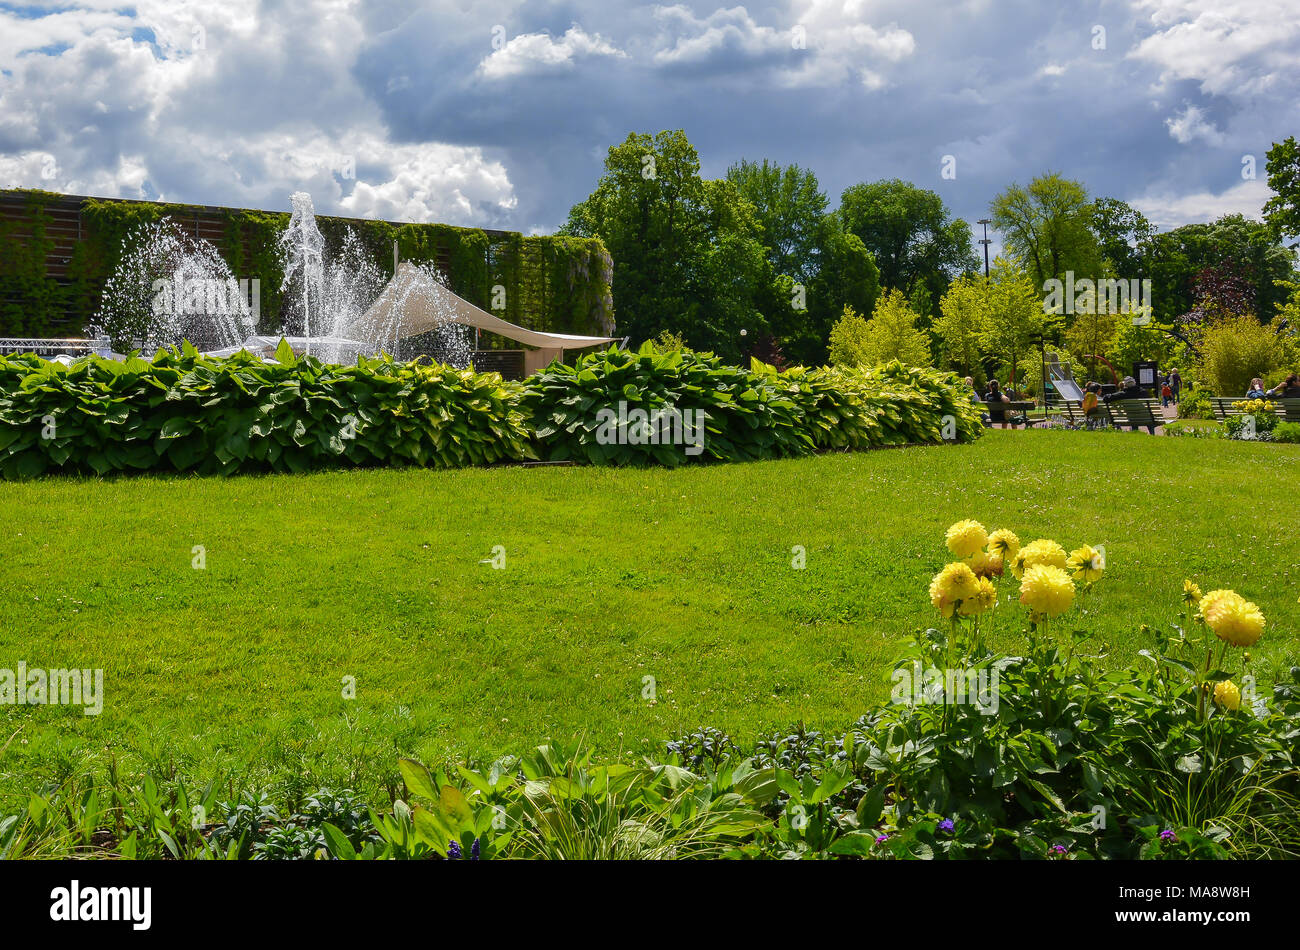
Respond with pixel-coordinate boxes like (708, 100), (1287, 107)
(2, 430), (1298, 803)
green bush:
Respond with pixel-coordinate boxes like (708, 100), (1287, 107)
(1198, 316), (1287, 397)
(524, 345), (982, 466)
(1272, 421), (1300, 443)
(0, 341), (535, 477)
(1177, 387), (1214, 420)
(1, 344), (982, 478)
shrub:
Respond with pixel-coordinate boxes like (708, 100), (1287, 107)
(523, 345), (982, 466)
(0, 341), (535, 477)
(1177, 387), (1214, 420)
(1272, 421), (1300, 443)
(829, 291), (932, 369)
(1198, 316), (1287, 396)
(1, 343), (982, 478)
(1225, 400), (1280, 440)
(523, 344), (810, 465)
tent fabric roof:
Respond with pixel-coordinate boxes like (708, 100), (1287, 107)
(345, 262), (618, 350)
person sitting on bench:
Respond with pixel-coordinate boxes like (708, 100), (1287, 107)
(984, 380), (1012, 428)
(1103, 376), (1143, 404)
(1267, 373), (1300, 399)
(1081, 381), (1105, 428)
(1246, 378), (1268, 399)
(1104, 376), (1155, 433)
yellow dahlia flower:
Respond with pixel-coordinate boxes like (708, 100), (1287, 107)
(1199, 590), (1265, 648)
(1213, 680), (1241, 711)
(945, 520), (988, 559)
(1182, 579), (1202, 605)
(1019, 564), (1075, 618)
(969, 550), (1004, 579)
(929, 562), (981, 618)
(1066, 545), (1105, 583)
(957, 576), (999, 617)
(987, 529), (1020, 562)
(1011, 539), (1068, 579)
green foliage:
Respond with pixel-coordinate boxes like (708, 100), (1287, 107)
(1177, 387), (1214, 420)
(768, 361), (985, 450)
(1271, 421), (1300, 443)
(1263, 136), (1300, 243)
(829, 290), (932, 369)
(990, 172), (1101, 288)
(1, 341), (979, 478)
(1198, 316), (1288, 396)
(1108, 318), (1172, 375)
(978, 258), (1043, 385)
(524, 343), (979, 466)
(1147, 215), (1296, 326)
(837, 178), (978, 307)
(934, 273), (988, 375)
(0, 344), (535, 477)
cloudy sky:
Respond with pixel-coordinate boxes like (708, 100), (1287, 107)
(2, 0), (1297, 244)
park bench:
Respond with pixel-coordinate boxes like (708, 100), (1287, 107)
(1105, 398), (1161, 434)
(1208, 396), (1300, 422)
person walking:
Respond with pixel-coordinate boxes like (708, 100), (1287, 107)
(1169, 369), (1181, 402)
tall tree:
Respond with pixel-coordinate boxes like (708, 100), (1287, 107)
(1090, 197), (1154, 277)
(1147, 214), (1297, 326)
(1263, 136), (1300, 243)
(978, 258), (1044, 387)
(837, 179), (977, 306)
(562, 131), (772, 360)
(725, 159), (828, 283)
(934, 273), (988, 376)
(990, 172), (1101, 289)
(858, 289), (933, 367)
(726, 159), (878, 365)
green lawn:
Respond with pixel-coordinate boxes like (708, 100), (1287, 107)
(2, 429), (1298, 803)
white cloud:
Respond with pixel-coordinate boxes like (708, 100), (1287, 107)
(476, 25), (626, 80)
(0, 1), (517, 226)
(1129, 0), (1300, 96)
(1130, 178), (1270, 230)
(649, 2), (915, 89)
(1164, 103), (1224, 145)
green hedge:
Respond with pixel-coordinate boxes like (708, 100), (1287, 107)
(525, 345), (984, 465)
(0, 342), (535, 477)
(0, 345), (982, 478)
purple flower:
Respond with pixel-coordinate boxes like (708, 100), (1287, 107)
(1050, 844), (1068, 855)
(1159, 829), (1176, 843)
(447, 840), (462, 859)
(470, 838), (481, 861)
(938, 819), (955, 832)
(875, 834), (890, 844)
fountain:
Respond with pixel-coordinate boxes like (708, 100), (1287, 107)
(92, 191), (471, 366)
(92, 219), (258, 353)
(88, 191), (616, 372)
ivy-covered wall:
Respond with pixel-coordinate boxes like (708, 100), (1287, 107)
(0, 189), (614, 341)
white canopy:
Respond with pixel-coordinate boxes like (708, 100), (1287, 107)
(345, 262), (618, 374)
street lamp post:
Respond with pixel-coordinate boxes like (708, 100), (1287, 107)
(977, 219), (992, 278)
